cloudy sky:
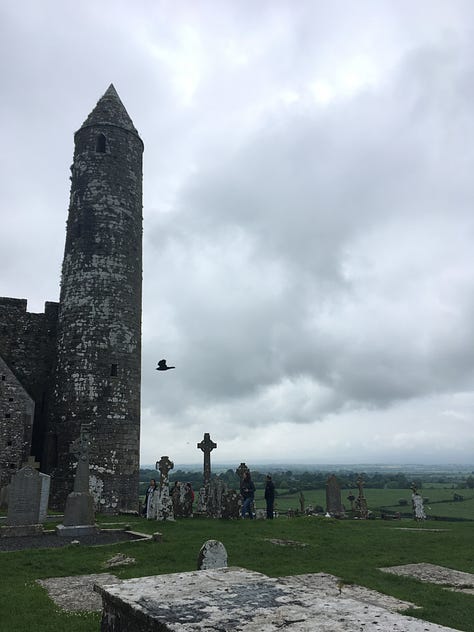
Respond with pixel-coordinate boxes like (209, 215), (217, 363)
(2, 0), (474, 467)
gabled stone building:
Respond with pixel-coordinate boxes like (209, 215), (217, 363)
(0, 85), (143, 513)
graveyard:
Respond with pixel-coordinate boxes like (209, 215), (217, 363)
(0, 512), (473, 631)
(1, 455), (473, 631)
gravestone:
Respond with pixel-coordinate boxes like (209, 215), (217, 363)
(57, 426), (97, 537)
(355, 475), (368, 519)
(196, 477), (240, 519)
(4, 464), (43, 535)
(411, 483), (426, 521)
(197, 539), (228, 570)
(171, 481), (194, 518)
(156, 456), (174, 521)
(197, 433), (217, 486)
(38, 472), (51, 522)
(325, 475), (344, 517)
(0, 484), (8, 509)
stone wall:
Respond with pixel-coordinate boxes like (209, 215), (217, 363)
(0, 354), (34, 487)
(0, 298), (58, 483)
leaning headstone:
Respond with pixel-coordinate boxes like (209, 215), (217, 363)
(57, 426), (97, 537)
(3, 464), (43, 536)
(197, 539), (228, 570)
(325, 475), (344, 517)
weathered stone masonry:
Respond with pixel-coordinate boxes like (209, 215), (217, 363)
(0, 86), (143, 513)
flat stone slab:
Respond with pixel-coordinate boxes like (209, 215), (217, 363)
(38, 573), (122, 611)
(279, 573), (418, 612)
(95, 567), (458, 631)
(380, 563), (474, 595)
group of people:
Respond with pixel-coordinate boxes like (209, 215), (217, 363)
(143, 471), (275, 520)
(240, 471), (275, 520)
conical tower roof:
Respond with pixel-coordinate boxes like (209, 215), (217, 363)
(80, 84), (140, 136)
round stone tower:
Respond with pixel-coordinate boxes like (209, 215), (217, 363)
(50, 85), (143, 513)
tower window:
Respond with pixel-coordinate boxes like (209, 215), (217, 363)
(111, 363), (118, 377)
(5, 413), (11, 418)
(96, 133), (107, 153)
(7, 441), (12, 447)
(1, 375), (5, 381)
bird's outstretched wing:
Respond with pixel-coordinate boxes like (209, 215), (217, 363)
(156, 359), (176, 371)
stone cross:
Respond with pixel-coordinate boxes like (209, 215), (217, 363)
(22, 456), (40, 470)
(236, 463), (249, 481)
(156, 456), (174, 488)
(70, 426), (92, 493)
(197, 433), (217, 485)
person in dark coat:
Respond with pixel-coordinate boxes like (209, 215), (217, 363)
(240, 470), (256, 519)
(264, 474), (275, 519)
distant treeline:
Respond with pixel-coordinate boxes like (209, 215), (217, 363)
(139, 468), (474, 495)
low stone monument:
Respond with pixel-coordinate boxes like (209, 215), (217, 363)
(95, 567), (459, 631)
(197, 539), (228, 570)
(57, 426), (98, 537)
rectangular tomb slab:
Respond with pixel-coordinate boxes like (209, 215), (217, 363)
(95, 567), (458, 632)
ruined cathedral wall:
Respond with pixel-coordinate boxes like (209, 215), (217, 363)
(0, 298), (58, 484)
(0, 355), (35, 488)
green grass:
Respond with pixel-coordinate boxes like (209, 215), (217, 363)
(1, 515), (473, 631)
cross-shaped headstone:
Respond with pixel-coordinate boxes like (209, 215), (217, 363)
(70, 426), (92, 493)
(22, 456), (40, 470)
(197, 433), (217, 485)
(156, 456), (174, 487)
(236, 462), (249, 481)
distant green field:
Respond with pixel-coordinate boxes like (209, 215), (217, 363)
(256, 488), (474, 520)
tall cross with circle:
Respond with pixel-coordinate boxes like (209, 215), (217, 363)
(156, 456), (174, 488)
(236, 462), (249, 481)
(70, 425), (93, 493)
(197, 433), (217, 485)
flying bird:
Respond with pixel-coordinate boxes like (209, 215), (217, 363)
(156, 359), (175, 371)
